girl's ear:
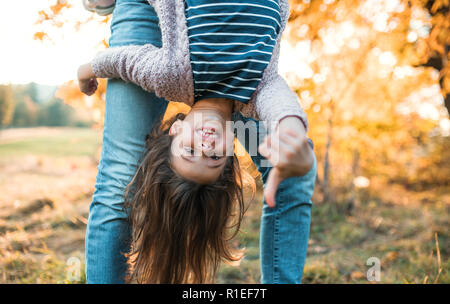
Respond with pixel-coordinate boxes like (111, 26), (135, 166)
(169, 119), (183, 136)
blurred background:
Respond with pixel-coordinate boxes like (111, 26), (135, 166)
(0, 0), (448, 283)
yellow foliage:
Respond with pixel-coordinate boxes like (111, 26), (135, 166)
(49, 2), (71, 16)
(55, 79), (107, 128)
(33, 32), (48, 42)
(34, 0), (449, 193)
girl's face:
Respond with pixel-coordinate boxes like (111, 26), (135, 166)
(169, 109), (235, 184)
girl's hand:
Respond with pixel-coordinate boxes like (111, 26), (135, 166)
(258, 116), (314, 208)
(78, 63), (98, 96)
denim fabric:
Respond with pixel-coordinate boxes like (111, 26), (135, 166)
(108, 0), (162, 48)
(85, 0), (317, 284)
(232, 111), (317, 283)
(85, 0), (169, 283)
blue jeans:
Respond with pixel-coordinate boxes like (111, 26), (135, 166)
(85, 0), (317, 284)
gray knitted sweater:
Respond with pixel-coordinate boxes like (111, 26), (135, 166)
(91, 0), (309, 132)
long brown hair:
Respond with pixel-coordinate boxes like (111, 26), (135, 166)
(123, 113), (248, 283)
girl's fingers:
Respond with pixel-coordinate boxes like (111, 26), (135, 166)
(284, 128), (298, 138)
(259, 137), (278, 165)
(279, 132), (298, 147)
(266, 135), (287, 166)
(280, 131), (311, 153)
(263, 168), (282, 208)
(278, 140), (297, 158)
(270, 133), (296, 155)
(281, 130), (301, 145)
(261, 133), (300, 167)
(88, 80), (98, 95)
(266, 134), (271, 146)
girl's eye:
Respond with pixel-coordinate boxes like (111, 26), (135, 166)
(209, 155), (221, 161)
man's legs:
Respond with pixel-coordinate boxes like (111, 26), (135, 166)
(232, 111), (317, 283)
(85, 1), (166, 283)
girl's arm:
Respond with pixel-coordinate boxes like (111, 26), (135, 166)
(82, 0), (193, 104)
(81, 0), (162, 93)
(78, 62), (98, 96)
(90, 43), (163, 93)
(250, 0), (309, 134)
(77, 43), (163, 96)
(253, 39), (314, 208)
(251, 38), (309, 134)
(253, 0), (314, 207)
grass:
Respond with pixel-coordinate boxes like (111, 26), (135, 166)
(0, 127), (97, 283)
(302, 197), (449, 283)
(0, 127), (448, 283)
(0, 127), (99, 159)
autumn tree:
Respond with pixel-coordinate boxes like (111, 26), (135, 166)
(286, 0), (449, 203)
(34, 0), (193, 129)
(415, 0), (450, 112)
(34, 0), (110, 128)
(36, 0), (449, 203)
(0, 85), (15, 128)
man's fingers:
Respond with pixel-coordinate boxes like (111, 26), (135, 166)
(264, 168), (282, 208)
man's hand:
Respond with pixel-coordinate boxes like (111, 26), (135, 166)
(258, 116), (314, 208)
(78, 63), (98, 96)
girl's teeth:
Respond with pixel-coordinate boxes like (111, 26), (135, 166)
(201, 129), (214, 136)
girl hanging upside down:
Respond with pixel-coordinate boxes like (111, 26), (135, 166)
(79, 0), (316, 284)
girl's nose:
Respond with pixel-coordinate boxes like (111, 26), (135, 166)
(197, 131), (215, 150)
(200, 141), (214, 153)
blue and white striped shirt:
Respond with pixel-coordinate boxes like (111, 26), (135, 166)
(184, 0), (282, 104)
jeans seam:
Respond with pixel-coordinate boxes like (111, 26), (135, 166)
(273, 212), (280, 283)
(272, 187), (284, 284)
(95, 139), (107, 193)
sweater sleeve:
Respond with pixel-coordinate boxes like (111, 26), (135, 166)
(250, 0), (309, 134)
(91, 43), (163, 94)
(90, 0), (195, 105)
(251, 37), (309, 134)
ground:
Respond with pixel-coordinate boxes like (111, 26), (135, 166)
(0, 127), (448, 283)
